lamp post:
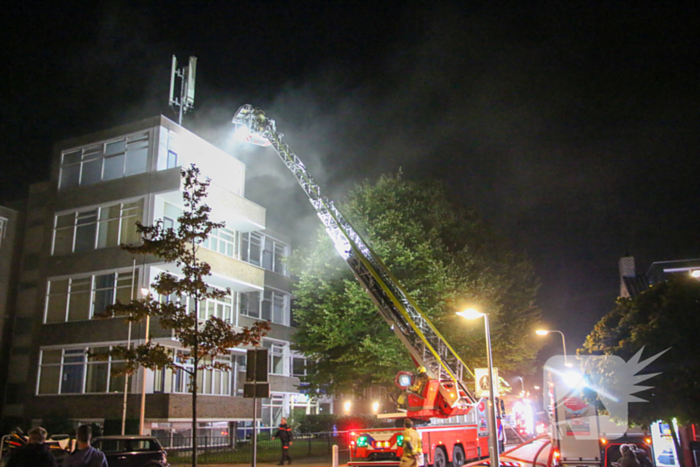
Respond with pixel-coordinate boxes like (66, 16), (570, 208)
(457, 308), (500, 467)
(516, 376), (525, 394)
(139, 287), (151, 435)
(122, 258), (137, 435)
(535, 329), (570, 367)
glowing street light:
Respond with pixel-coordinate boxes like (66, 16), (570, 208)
(535, 329), (571, 367)
(344, 401), (352, 413)
(516, 376), (525, 394)
(456, 308), (499, 467)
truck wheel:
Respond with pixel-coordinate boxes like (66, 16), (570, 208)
(452, 446), (466, 467)
(433, 448), (447, 467)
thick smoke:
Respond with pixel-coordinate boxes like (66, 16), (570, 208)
(4, 1), (698, 352)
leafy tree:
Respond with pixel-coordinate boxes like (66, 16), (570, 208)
(103, 165), (270, 466)
(291, 172), (541, 396)
(581, 274), (700, 467)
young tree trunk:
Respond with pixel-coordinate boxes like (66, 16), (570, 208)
(192, 334), (199, 466)
(192, 377), (198, 467)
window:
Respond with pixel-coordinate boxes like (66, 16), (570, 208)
(241, 232), (262, 266)
(163, 202), (181, 231)
(292, 356), (307, 377)
(202, 227), (238, 258)
(37, 346), (126, 395)
(241, 289), (289, 325)
(167, 131), (179, 169)
(233, 352), (246, 396)
(261, 396), (284, 429)
(240, 291), (261, 319)
(59, 132), (150, 189)
(241, 232), (288, 275)
(264, 341), (285, 375)
(0, 217), (8, 249)
(201, 293), (234, 322)
(93, 438), (159, 454)
(262, 290), (286, 324)
(273, 243), (287, 274)
(152, 349), (232, 396)
(44, 269), (137, 323)
(200, 355), (232, 396)
(53, 199), (143, 255)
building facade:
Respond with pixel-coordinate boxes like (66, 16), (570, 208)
(619, 255), (700, 298)
(1, 116), (320, 439)
(0, 203), (25, 424)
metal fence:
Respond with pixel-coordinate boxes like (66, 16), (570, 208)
(163, 431), (351, 465)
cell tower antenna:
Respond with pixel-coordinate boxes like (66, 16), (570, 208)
(168, 55), (197, 126)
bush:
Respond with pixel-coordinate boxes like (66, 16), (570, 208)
(298, 414), (338, 433)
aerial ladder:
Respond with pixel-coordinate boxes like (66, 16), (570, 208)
(232, 105), (478, 419)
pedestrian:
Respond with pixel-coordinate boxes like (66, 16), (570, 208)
(632, 445), (653, 467)
(63, 425), (107, 467)
(619, 444), (641, 467)
(400, 418), (423, 467)
(497, 417), (507, 453)
(273, 417), (293, 465)
(6, 427), (57, 467)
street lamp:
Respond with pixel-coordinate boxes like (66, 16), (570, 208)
(139, 287), (152, 435)
(535, 329), (571, 367)
(456, 308), (500, 467)
(516, 376), (525, 394)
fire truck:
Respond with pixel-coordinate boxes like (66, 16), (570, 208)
(232, 105), (494, 467)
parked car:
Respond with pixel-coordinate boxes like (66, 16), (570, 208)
(91, 436), (169, 467)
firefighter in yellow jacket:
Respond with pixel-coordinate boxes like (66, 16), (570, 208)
(400, 418), (422, 467)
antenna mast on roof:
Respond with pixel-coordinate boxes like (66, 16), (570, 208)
(169, 55), (197, 126)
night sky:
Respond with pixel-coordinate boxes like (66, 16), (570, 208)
(2, 1), (698, 363)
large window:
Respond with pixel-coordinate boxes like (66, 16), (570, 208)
(263, 340), (286, 375)
(162, 202), (181, 231)
(165, 201), (240, 260)
(199, 293), (234, 322)
(53, 199), (143, 255)
(261, 395), (285, 430)
(240, 289), (289, 325)
(262, 290), (286, 324)
(59, 132), (150, 189)
(37, 346), (126, 395)
(152, 349), (232, 396)
(292, 356), (307, 377)
(44, 269), (137, 323)
(242, 232), (288, 275)
(202, 227), (238, 258)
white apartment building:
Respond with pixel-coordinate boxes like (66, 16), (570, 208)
(1, 116), (320, 439)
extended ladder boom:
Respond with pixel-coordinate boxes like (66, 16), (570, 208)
(232, 105), (477, 411)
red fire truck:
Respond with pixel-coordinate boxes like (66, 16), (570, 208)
(348, 397), (491, 467)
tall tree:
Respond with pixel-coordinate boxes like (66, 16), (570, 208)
(104, 165), (270, 466)
(581, 274), (700, 467)
(290, 172), (541, 396)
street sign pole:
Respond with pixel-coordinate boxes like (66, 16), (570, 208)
(252, 394), (257, 467)
(245, 348), (269, 467)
